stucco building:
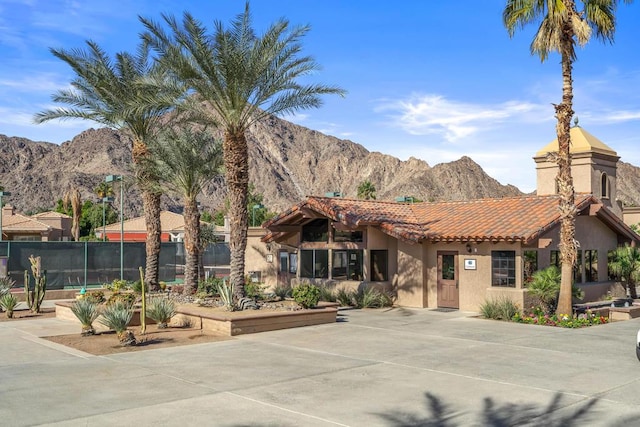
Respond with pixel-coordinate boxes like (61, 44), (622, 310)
(258, 127), (640, 311)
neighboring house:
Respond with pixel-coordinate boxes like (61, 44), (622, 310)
(98, 210), (229, 242)
(260, 127), (640, 311)
(0, 206), (72, 241)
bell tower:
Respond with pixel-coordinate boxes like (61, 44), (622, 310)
(533, 124), (621, 217)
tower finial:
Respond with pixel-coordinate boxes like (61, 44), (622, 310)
(573, 116), (579, 127)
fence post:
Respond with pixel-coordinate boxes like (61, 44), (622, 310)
(84, 241), (88, 288)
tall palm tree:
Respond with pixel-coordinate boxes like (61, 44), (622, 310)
(146, 127), (223, 295)
(34, 41), (180, 288)
(503, 0), (630, 315)
(357, 180), (377, 200)
(63, 187), (82, 241)
(141, 4), (345, 299)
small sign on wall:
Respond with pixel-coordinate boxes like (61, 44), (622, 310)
(464, 259), (476, 270)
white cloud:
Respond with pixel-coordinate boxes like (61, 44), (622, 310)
(376, 94), (550, 142)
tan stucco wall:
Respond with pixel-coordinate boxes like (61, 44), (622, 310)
(245, 227), (277, 289)
(623, 206), (640, 228)
(395, 240), (424, 307)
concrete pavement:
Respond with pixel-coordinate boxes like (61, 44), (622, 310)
(1, 307), (640, 426)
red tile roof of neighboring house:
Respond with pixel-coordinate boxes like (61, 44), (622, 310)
(263, 194), (639, 244)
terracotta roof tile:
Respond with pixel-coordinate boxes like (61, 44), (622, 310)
(264, 194), (604, 244)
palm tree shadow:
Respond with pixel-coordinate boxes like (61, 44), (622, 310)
(374, 391), (639, 427)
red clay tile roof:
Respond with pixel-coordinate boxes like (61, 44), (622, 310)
(263, 194), (638, 244)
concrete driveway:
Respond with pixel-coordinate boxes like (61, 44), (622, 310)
(1, 307), (640, 426)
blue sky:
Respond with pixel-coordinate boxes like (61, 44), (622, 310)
(1, 0), (639, 193)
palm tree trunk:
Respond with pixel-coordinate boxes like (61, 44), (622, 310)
(223, 130), (249, 300)
(183, 197), (200, 295)
(556, 3), (577, 316)
(143, 190), (162, 290)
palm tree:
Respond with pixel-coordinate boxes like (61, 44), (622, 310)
(141, 4), (345, 299)
(62, 187), (82, 241)
(34, 40), (180, 288)
(503, 0), (630, 315)
(357, 180), (377, 200)
(146, 127), (223, 295)
(609, 244), (640, 299)
(94, 182), (114, 199)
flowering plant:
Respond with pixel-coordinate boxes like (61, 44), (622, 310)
(512, 309), (608, 328)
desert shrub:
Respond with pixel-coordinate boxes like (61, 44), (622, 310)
(273, 285), (292, 299)
(131, 280), (148, 294)
(105, 279), (131, 293)
(70, 298), (100, 335)
(84, 290), (105, 305)
(0, 293), (18, 318)
(171, 284), (184, 294)
(145, 298), (176, 328)
(355, 286), (393, 308)
(99, 301), (136, 345)
(106, 292), (136, 307)
(245, 280), (266, 300)
(216, 280), (236, 311)
(317, 286), (336, 302)
(197, 277), (223, 296)
(479, 296), (520, 320)
(292, 282), (320, 309)
(0, 276), (14, 298)
(335, 288), (356, 307)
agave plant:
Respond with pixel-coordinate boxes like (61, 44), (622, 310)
(98, 301), (136, 346)
(0, 276), (14, 298)
(0, 293), (18, 318)
(216, 280), (236, 311)
(70, 298), (101, 336)
(145, 297), (176, 328)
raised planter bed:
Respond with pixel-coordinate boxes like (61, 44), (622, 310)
(56, 301), (338, 336)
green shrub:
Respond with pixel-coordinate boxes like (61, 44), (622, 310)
(106, 292), (136, 307)
(245, 280), (266, 300)
(197, 277), (222, 296)
(479, 296), (520, 320)
(335, 288), (356, 307)
(105, 279), (131, 293)
(145, 298), (176, 328)
(0, 293), (18, 318)
(317, 286), (336, 302)
(131, 280), (148, 294)
(528, 266), (584, 315)
(292, 282), (321, 309)
(84, 290), (105, 305)
(273, 285), (292, 299)
(70, 298), (100, 335)
(355, 286), (393, 308)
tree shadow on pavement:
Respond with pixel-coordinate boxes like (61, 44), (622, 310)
(374, 391), (640, 427)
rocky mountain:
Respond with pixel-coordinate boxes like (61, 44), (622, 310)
(1, 115), (638, 217)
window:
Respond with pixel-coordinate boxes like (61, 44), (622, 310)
(523, 250), (538, 285)
(301, 219), (329, 242)
(492, 251), (516, 287)
(370, 250), (388, 281)
(289, 253), (298, 274)
(279, 251), (288, 273)
(300, 249), (328, 279)
(331, 250), (363, 280)
(333, 229), (363, 243)
(585, 249), (598, 282)
(550, 250), (560, 268)
(601, 173), (609, 199)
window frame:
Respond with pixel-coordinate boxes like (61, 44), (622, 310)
(491, 250), (516, 288)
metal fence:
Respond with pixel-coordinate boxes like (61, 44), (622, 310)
(0, 241), (230, 290)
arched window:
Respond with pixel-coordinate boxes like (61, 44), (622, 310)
(601, 173), (609, 199)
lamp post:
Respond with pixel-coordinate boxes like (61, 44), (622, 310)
(101, 196), (114, 241)
(105, 175), (124, 280)
(0, 191), (10, 241)
(252, 204), (263, 227)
